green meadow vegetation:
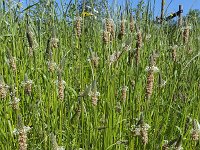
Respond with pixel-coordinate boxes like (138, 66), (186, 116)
(0, 0), (200, 149)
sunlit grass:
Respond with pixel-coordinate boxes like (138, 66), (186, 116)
(0, 0), (200, 149)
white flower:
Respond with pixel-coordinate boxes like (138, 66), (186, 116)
(13, 126), (32, 135)
(0, 83), (9, 89)
(55, 80), (66, 86)
(85, 5), (99, 14)
(57, 146), (65, 150)
(24, 126), (32, 132)
(121, 86), (128, 91)
(74, 16), (82, 21)
(143, 123), (151, 130)
(13, 128), (19, 135)
(88, 91), (100, 97)
(109, 51), (121, 65)
(21, 80), (33, 86)
(88, 52), (99, 63)
(181, 25), (192, 31)
(170, 45), (178, 49)
(145, 66), (159, 72)
(26, 80), (33, 84)
(9, 97), (20, 105)
(122, 44), (131, 52)
(132, 127), (141, 136)
(132, 123), (150, 136)
(47, 61), (57, 67)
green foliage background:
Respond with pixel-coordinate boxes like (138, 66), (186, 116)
(0, 0), (200, 149)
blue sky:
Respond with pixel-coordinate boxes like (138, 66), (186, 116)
(21, 0), (200, 16)
(111, 0), (200, 16)
(60, 0), (200, 16)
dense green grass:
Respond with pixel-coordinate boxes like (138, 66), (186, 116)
(0, 0), (200, 149)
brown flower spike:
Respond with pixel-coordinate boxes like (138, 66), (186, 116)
(75, 15), (82, 38)
(13, 115), (31, 150)
(191, 119), (200, 141)
(146, 69), (154, 100)
(0, 77), (9, 99)
(57, 70), (65, 100)
(89, 80), (100, 106)
(182, 25), (191, 44)
(145, 54), (159, 100)
(132, 114), (150, 145)
(171, 45), (178, 62)
(118, 15), (125, 39)
(121, 86), (128, 102)
(130, 14), (134, 33)
(26, 25), (38, 56)
(103, 29), (110, 44)
(22, 75), (33, 95)
(89, 52), (99, 68)
(9, 56), (17, 72)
